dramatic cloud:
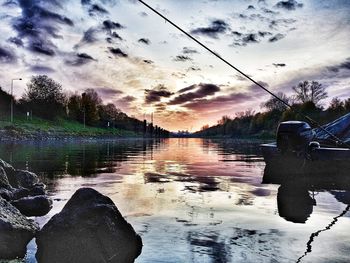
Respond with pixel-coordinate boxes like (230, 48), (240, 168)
(232, 33), (259, 46)
(184, 92), (251, 111)
(13, 0), (74, 56)
(168, 83), (220, 105)
(30, 65), (55, 73)
(269, 19), (297, 30)
(111, 32), (123, 40)
(177, 84), (197, 94)
(145, 84), (174, 104)
(102, 20), (124, 31)
(182, 47), (198, 54)
(247, 5), (255, 10)
(0, 46), (17, 63)
(29, 42), (55, 56)
(262, 7), (279, 15)
(232, 31), (272, 46)
(114, 95), (137, 111)
(173, 55), (192, 62)
(275, 0), (303, 11)
(273, 63), (286, 67)
(187, 66), (201, 71)
(327, 58), (350, 73)
(96, 87), (123, 96)
(120, 95), (136, 102)
(269, 33), (285, 42)
(108, 47), (128, 57)
(88, 4), (108, 16)
(143, 59), (154, 64)
(138, 38), (151, 45)
(191, 19), (230, 39)
(7, 37), (23, 47)
(80, 27), (99, 44)
(66, 53), (96, 66)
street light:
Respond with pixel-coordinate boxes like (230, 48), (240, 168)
(11, 78), (22, 123)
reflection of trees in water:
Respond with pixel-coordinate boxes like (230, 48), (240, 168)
(186, 228), (291, 263)
(0, 139), (165, 180)
(187, 231), (230, 263)
(201, 139), (264, 165)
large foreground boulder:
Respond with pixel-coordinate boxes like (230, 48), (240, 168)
(0, 197), (39, 259)
(36, 188), (142, 263)
(12, 195), (53, 217)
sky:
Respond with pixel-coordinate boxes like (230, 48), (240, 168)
(0, 0), (349, 132)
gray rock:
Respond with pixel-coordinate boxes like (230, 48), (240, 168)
(0, 159), (15, 174)
(13, 170), (39, 189)
(0, 159), (16, 186)
(11, 188), (31, 200)
(29, 185), (46, 196)
(0, 197), (39, 259)
(11, 195), (53, 217)
(0, 167), (11, 190)
(0, 188), (13, 201)
(36, 188), (142, 263)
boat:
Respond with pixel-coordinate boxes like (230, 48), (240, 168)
(261, 113), (350, 177)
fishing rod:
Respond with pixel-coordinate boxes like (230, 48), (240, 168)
(137, 0), (350, 148)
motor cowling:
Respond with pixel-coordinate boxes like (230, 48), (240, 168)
(276, 121), (314, 154)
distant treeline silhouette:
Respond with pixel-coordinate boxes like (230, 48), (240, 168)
(0, 75), (169, 137)
(196, 80), (350, 137)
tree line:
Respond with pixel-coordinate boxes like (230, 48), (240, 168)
(0, 75), (169, 137)
(195, 80), (350, 137)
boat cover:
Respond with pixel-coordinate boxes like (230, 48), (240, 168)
(314, 112), (350, 143)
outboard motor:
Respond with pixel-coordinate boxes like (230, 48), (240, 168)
(276, 121), (314, 154)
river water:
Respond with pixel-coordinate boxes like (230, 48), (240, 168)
(0, 138), (349, 263)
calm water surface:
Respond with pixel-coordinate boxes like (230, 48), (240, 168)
(0, 138), (349, 263)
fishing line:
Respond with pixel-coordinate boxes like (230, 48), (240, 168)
(137, 0), (349, 148)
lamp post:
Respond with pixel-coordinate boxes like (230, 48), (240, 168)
(11, 78), (22, 123)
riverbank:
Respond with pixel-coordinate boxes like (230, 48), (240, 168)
(0, 117), (140, 141)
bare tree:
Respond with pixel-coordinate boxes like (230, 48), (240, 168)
(261, 92), (289, 111)
(292, 81), (327, 106)
(217, 115), (232, 125)
(235, 109), (255, 118)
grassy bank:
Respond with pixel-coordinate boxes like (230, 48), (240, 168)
(0, 116), (140, 139)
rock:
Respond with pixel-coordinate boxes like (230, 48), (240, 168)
(30, 184), (46, 196)
(12, 185), (46, 201)
(11, 195), (53, 217)
(0, 188), (13, 201)
(0, 159), (16, 186)
(36, 188), (142, 263)
(0, 159), (15, 175)
(12, 187), (31, 200)
(13, 170), (39, 189)
(0, 167), (12, 190)
(0, 197), (39, 259)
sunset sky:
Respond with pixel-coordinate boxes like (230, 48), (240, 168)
(0, 0), (349, 131)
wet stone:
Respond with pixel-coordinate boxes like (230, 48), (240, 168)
(0, 197), (39, 259)
(36, 187), (143, 263)
(11, 195), (53, 217)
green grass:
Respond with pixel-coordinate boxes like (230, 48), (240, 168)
(0, 116), (140, 138)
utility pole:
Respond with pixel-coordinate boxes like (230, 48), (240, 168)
(10, 78), (22, 123)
